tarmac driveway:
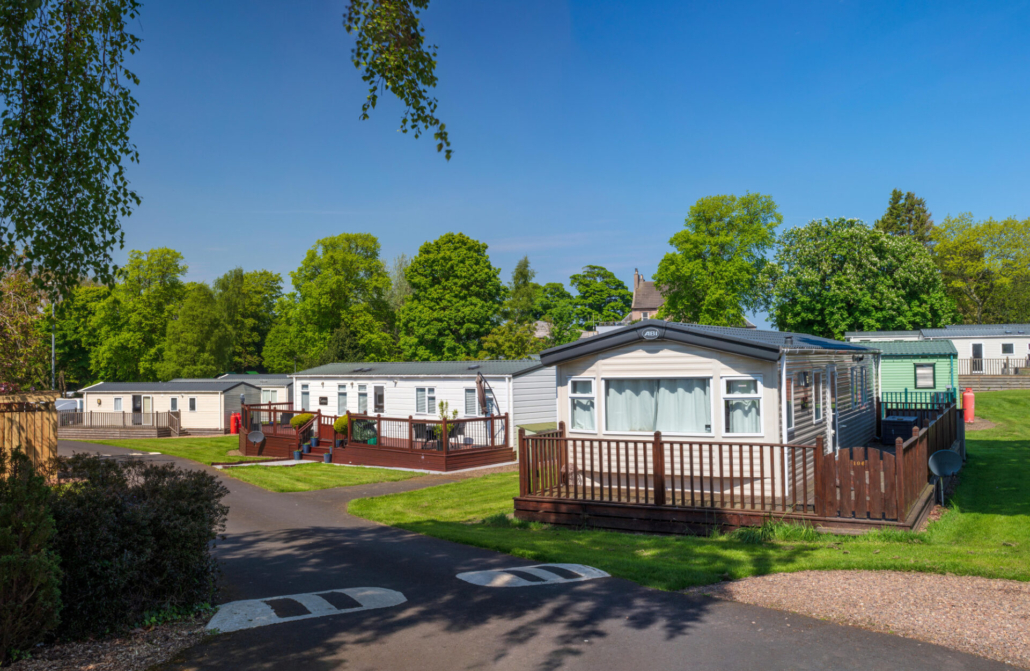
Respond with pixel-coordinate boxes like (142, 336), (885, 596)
(58, 440), (1011, 671)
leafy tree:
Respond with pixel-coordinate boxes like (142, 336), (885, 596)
(533, 282), (572, 321)
(386, 254), (413, 314)
(569, 265), (631, 327)
(53, 283), (110, 388)
(543, 300), (581, 348)
(769, 218), (956, 339)
(655, 193), (779, 326)
(480, 321), (542, 360)
(213, 268), (283, 373)
(932, 214), (1030, 324)
(503, 256), (538, 324)
(0, 271), (49, 390)
(157, 284), (231, 380)
(90, 248), (187, 381)
(398, 232), (503, 360)
(0, 0), (142, 296)
(344, 0), (451, 159)
(262, 299), (314, 374)
(875, 189), (934, 246)
(291, 233), (394, 361)
(311, 324), (365, 367)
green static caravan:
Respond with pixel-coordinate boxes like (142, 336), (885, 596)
(871, 340), (958, 396)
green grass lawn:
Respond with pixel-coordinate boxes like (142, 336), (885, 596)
(350, 391), (1030, 591)
(221, 462), (421, 492)
(80, 435), (255, 465)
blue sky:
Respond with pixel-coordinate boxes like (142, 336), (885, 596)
(123, 1), (1030, 326)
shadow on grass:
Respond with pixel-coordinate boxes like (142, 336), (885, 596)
(953, 439), (1030, 515)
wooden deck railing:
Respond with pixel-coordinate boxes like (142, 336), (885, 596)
(958, 357), (1030, 376)
(342, 412), (509, 452)
(519, 404), (960, 525)
(58, 410), (180, 429)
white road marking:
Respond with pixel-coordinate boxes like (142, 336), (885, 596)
(456, 563), (609, 587)
(206, 587), (406, 633)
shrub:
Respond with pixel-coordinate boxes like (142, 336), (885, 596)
(332, 414), (349, 435)
(0, 448), (61, 664)
(49, 454), (228, 639)
(290, 413), (313, 429)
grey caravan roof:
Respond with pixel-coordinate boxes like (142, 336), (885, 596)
(844, 330), (922, 340)
(539, 319), (872, 366)
(198, 374), (295, 387)
(294, 359), (544, 378)
(921, 324), (1030, 338)
(84, 381), (256, 394)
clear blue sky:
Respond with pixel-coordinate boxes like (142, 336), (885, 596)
(123, 1), (1030, 327)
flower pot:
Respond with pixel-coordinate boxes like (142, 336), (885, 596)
(323, 452), (332, 463)
(292, 450), (302, 461)
(310, 436), (319, 448)
(336, 438), (345, 448)
(302, 444), (311, 454)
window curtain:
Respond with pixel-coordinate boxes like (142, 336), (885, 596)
(571, 399), (595, 430)
(605, 379), (710, 433)
(416, 388), (426, 414)
(725, 399), (761, 433)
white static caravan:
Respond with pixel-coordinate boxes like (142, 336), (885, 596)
(540, 320), (879, 451)
(80, 380), (261, 434)
(217, 374), (293, 405)
(290, 359), (557, 446)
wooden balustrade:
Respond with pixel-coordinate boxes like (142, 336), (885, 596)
(518, 403), (960, 528)
(958, 357), (1029, 376)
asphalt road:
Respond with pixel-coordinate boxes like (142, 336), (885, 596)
(59, 440), (1009, 671)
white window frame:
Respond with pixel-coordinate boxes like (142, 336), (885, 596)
(415, 387), (436, 415)
(188, 397), (197, 412)
(300, 384), (310, 411)
(568, 377), (597, 433)
(915, 363), (936, 389)
(721, 375), (764, 438)
(113, 397), (122, 412)
(463, 388), (497, 416)
(170, 397), (178, 412)
(337, 385), (347, 415)
(596, 375), (715, 437)
(813, 371), (823, 421)
(357, 384), (368, 414)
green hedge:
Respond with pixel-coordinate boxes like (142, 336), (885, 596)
(0, 449), (61, 664)
(49, 454), (229, 639)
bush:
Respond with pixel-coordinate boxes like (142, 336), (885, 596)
(290, 413), (313, 429)
(49, 454), (228, 639)
(0, 448), (61, 664)
(332, 414), (349, 435)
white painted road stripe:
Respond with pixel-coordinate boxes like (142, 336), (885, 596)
(456, 563), (609, 587)
(207, 587), (406, 633)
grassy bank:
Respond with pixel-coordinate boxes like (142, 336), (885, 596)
(80, 435), (255, 465)
(350, 391), (1030, 590)
(222, 462), (420, 492)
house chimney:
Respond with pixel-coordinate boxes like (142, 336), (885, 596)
(634, 268), (640, 288)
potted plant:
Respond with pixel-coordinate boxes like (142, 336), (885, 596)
(323, 452), (332, 463)
(333, 414), (349, 448)
(293, 450), (302, 460)
(290, 413), (314, 454)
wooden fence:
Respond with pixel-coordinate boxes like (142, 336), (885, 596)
(1, 393), (58, 468)
(517, 404), (959, 532)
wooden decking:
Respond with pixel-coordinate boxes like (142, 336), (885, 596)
(515, 403), (960, 534)
(239, 404), (515, 472)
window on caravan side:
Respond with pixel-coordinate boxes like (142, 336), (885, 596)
(337, 385), (347, 415)
(724, 377), (761, 435)
(915, 364), (935, 389)
(813, 372), (823, 421)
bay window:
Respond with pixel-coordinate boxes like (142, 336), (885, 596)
(723, 377), (762, 435)
(603, 378), (711, 434)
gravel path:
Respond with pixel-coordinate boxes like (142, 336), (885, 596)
(686, 571), (1030, 668)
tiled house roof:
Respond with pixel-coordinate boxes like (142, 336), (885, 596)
(631, 269), (663, 311)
